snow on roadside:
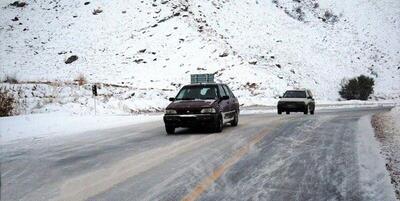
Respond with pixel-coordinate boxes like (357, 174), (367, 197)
(0, 113), (162, 144)
(372, 106), (400, 199)
(240, 100), (396, 115)
(356, 115), (396, 200)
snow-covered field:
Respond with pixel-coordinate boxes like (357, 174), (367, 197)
(0, 0), (399, 114)
(0, 112), (161, 143)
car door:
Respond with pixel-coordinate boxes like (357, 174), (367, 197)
(224, 85), (239, 113)
(222, 85), (236, 120)
(217, 85), (231, 123)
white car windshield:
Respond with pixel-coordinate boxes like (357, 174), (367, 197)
(283, 91), (306, 98)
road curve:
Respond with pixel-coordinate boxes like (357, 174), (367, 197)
(0, 107), (395, 201)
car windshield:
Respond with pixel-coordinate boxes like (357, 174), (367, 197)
(283, 91), (306, 98)
(176, 85), (219, 100)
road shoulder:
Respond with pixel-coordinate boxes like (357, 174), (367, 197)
(372, 107), (400, 200)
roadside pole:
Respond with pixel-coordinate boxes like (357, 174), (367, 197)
(92, 85), (98, 115)
(94, 96), (96, 115)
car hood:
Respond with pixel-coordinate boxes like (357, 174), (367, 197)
(279, 98), (307, 102)
(167, 99), (216, 109)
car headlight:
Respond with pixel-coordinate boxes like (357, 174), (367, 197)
(165, 109), (177, 114)
(201, 108), (216, 114)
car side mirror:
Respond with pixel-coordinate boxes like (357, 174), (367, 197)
(169, 97), (175, 101)
(221, 95), (229, 100)
(307, 96), (313, 99)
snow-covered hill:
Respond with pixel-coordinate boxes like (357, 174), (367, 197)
(0, 0), (399, 114)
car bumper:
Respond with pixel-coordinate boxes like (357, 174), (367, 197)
(164, 114), (218, 128)
(278, 102), (306, 112)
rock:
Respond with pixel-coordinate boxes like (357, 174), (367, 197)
(138, 49), (146, 53)
(84, 2), (90, 5)
(10, 1), (26, 7)
(219, 51), (229, 57)
(11, 17), (19, 21)
(65, 55), (78, 64)
(92, 8), (103, 15)
(248, 59), (257, 65)
(276, 64), (281, 68)
(133, 59), (143, 64)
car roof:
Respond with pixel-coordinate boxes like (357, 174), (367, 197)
(183, 83), (225, 87)
(285, 89), (309, 92)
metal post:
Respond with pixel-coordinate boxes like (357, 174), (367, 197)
(94, 96), (96, 115)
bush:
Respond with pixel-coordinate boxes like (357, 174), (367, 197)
(4, 75), (18, 84)
(74, 74), (87, 86)
(339, 75), (374, 100)
(0, 88), (15, 117)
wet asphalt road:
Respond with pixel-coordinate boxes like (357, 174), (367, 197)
(0, 107), (395, 201)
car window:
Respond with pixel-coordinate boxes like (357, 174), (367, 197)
(283, 91), (306, 98)
(218, 85), (227, 97)
(176, 85), (218, 100)
(223, 85), (235, 98)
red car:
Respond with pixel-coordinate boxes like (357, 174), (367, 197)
(163, 83), (239, 134)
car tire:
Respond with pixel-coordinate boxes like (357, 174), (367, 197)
(165, 126), (175, 135)
(286, 111), (290, 115)
(231, 111), (238, 126)
(278, 109), (282, 115)
(310, 109), (315, 115)
(304, 105), (309, 115)
(215, 116), (223, 133)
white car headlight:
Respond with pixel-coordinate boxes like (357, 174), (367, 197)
(165, 109), (177, 114)
(201, 108), (216, 114)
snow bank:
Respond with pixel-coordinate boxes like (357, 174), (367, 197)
(0, 113), (162, 143)
(389, 106), (400, 131)
(356, 116), (396, 200)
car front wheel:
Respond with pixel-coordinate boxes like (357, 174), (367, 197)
(304, 105), (309, 115)
(215, 116), (223, 133)
(231, 111), (239, 126)
(165, 126), (175, 135)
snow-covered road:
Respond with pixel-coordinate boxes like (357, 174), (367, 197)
(1, 107), (396, 201)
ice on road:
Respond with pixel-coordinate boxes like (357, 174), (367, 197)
(0, 107), (396, 201)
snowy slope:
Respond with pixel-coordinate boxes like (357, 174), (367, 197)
(0, 0), (399, 114)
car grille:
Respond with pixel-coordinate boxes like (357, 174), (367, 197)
(280, 102), (305, 107)
(176, 108), (202, 114)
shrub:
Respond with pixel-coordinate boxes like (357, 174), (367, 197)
(339, 75), (374, 100)
(92, 8), (103, 15)
(4, 75), (18, 84)
(74, 74), (87, 86)
(0, 88), (15, 117)
(10, 1), (27, 7)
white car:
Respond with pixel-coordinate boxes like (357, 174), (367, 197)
(277, 89), (315, 115)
